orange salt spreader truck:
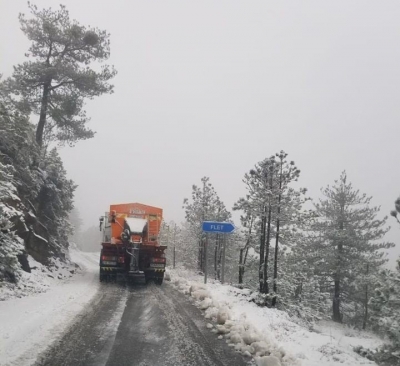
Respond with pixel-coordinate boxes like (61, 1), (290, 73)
(99, 203), (167, 284)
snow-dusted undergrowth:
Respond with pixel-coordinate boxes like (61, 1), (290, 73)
(0, 250), (100, 366)
(168, 268), (383, 366)
(0, 253), (78, 301)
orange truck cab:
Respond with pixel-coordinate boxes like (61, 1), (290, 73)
(99, 203), (167, 284)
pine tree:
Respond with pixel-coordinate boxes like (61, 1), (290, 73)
(0, 162), (25, 283)
(2, 3), (116, 146)
(369, 258), (400, 361)
(183, 177), (231, 275)
(390, 196), (400, 226)
(313, 172), (394, 323)
(38, 148), (76, 255)
(234, 151), (307, 306)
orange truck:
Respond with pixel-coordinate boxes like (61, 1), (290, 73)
(99, 203), (167, 284)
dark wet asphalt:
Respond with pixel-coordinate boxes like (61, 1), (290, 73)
(33, 283), (249, 366)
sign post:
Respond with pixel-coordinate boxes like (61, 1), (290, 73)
(204, 233), (208, 284)
(221, 235), (226, 284)
(202, 221), (235, 284)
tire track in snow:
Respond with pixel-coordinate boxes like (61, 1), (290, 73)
(32, 283), (128, 366)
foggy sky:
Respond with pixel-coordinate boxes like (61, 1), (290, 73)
(1, 1), (399, 264)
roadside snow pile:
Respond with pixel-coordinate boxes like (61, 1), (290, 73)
(169, 268), (383, 366)
(0, 250), (100, 366)
(170, 272), (299, 366)
(0, 252), (80, 301)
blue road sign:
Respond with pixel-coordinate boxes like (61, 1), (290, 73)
(202, 221), (236, 234)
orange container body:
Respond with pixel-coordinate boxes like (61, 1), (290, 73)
(109, 203), (163, 246)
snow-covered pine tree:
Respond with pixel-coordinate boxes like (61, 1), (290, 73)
(233, 200), (256, 285)
(235, 157), (276, 295)
(0, 162), (25, 283)
(234, 151), (307, 306)
(270, 152), (308, 307)
(369, 258), (400, 362)
(2, 3), (116, 147)
(38, 148), (76, 257)
(279, 232), (331, 321)
(183, 177), (231, 276)
(313, 171), (394, 323)
(1, 96), (76, 266)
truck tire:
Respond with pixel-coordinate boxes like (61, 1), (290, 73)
(155, 275), (164, 285)
(99, 269), (105, 282)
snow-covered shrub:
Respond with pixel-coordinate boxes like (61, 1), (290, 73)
(0, 163), (24, 283)
(0, 230), (24, 283)
(368, 263), (400, 362)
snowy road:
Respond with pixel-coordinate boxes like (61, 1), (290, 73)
(33, 283), (247, 366)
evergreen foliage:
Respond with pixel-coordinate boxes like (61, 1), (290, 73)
(2, 3), (116, 146)
(390, 197), (400, 225)
(0, 2), (117, 285)
(234, 151), (308, 307)
(0, 162), (25, 283)
(183, 177), (231, 276)
(312, 172), (393, 324)
(1, 82), (75, 282)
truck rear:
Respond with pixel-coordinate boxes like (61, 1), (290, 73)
(99, 203), (167, 284)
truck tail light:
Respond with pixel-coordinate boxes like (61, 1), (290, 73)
(151, 257), (166, 263)
(102, 255), (116, 261)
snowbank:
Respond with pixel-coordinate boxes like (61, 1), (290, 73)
(168, 268), (383, 366)
(0, 250), (100, 366)
(0, 254), (79, 301)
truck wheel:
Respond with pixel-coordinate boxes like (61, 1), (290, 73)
(155, 276), (164, 285)
(99, 270), (105, 282)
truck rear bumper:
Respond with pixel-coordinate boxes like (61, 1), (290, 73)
(100, 266), (124, 272)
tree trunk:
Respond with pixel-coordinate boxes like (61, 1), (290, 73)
(271, 216), (280, 307)
(271, 163), (283, 307)
(198, 238), (203, 272)
(36, 82), (50, 147)
(214, 238), (218, 280)
(333, 274), (341, 322)
(333, 203), (344, 322)
(362, 264), (369, 330)
(239, 248), (244, 284)
(259, 206), (266, 293)
(263, 204), (272, 296)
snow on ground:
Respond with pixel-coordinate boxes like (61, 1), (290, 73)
(0, 254), (78, 301)
(167, 268), (384, 366)
(0, 249), (100, 366)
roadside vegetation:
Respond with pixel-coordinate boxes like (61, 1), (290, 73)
(175, 156), (399, 365)
(0, 3), (115, 286)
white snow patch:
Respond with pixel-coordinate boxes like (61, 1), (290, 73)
(169, 268), (383, 366)
(0, 250), (101, 366)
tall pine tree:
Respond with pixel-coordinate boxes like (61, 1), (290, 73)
(313, 172), (393, 323)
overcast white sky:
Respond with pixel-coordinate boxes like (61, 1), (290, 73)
(1, 0), (399, 264)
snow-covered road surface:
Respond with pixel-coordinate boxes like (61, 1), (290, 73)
(34, 283), (247, 366)
(0, 251), (383, 366)
(0, 251), (101, 366)
(0, 251), (248, 366)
